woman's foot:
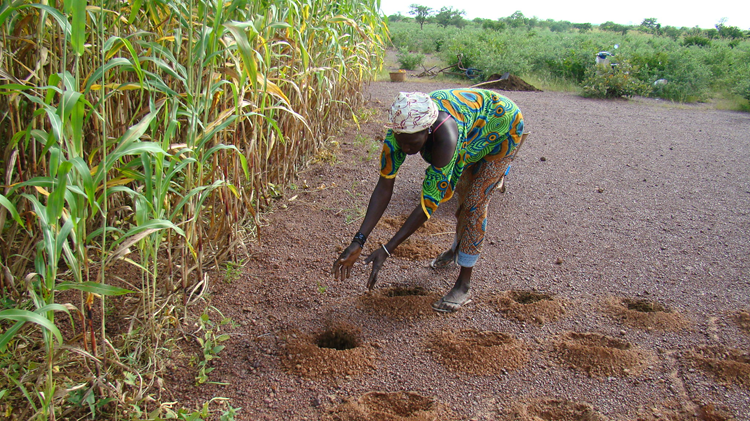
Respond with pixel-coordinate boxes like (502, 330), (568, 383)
(432, 288), (471, 313)
(430, 249), (456, 269)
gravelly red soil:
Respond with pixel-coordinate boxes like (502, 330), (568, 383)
(165, 79), (750, 420)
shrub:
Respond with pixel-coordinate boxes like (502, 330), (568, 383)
(683, 36), (711, 47)
(655, 49), (712, 102)
(397, 48), (425, 70)
(735, 80), (750, 101)
(581, 61), (652, 98)
(545, 49), (590, 82)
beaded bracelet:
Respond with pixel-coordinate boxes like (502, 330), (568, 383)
(352, 231), (367, 247)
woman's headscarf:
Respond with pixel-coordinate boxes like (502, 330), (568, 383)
(385, 92), (438, 134)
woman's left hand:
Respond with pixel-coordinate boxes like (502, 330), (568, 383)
(364, 247), (389, 290)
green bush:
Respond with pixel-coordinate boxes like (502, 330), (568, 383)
(656, 49), (713, 102)
(683, 36), (711, 47)
(397, 48), (425, 70)
(735, 80), (750, 101)
(731, 58), (750, 101)
(545, 48), (591, 82)
(581, 61), (652, 98)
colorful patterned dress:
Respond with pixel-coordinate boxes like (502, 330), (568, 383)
(379, 88), (525, 267)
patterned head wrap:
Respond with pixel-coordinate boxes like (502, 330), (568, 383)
(385, 92), (438, 134)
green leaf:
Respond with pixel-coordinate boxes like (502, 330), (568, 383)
(70, 0), (86, 55)
(68, 157), (98, 212)
(128, 0), (143, 25)
(55, 281), (134, 296)
(46, 161), (72, 221)
(224, 21), (258, 89)
(84, 58), (136, 93)
(110, 219), (185, 250)
(21, 4), (71, 37)
(0, 194), (24, 228)
(0, 321), (23, 351)
(0, 309), (63, 347)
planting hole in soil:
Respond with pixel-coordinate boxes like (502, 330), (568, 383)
(280, 325), (376, 379)
(316, 327), (360, 350)
(623, 298), (670, 313)
(358, 286), (441, 320)
(491, 290), (566, 325)
(502, 397), (608, 421)
(685, 345), (750, 388)
(510, 290), (553, 304)
(324, 391), (456, 420)
(604, 297), (690, 331)
(554, 331), (651, 377)
(427, 328), (528, 375)
(385, 286), (428, 297)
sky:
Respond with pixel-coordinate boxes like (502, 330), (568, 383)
(378, 0), (750, 30)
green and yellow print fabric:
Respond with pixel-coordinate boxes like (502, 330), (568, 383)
(380, 89), (524, 218)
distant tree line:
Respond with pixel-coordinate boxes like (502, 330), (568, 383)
(389, 5), (749, 47)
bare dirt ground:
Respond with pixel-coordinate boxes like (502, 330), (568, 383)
(166, 79), (750, 420)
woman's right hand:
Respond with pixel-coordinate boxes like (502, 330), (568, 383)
(332, 243), (362, 281)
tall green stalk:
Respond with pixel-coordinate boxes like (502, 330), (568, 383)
(0, 0), (387, 417)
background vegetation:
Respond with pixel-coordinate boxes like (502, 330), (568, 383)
(0, 0), (385, 419)
(390, 8), (750, 104)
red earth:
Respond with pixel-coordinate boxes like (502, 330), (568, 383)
(164, 79), (750, 420)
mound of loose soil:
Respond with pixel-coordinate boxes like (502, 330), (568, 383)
(734, 310), (750, 334)
(553, 332), (652, 377)
(426, 329), (528, 375)
(391, 239), (444, 261)
(380, 216), (453, 237)
(635, 401), (736, 421)
(374, 216), (452, 261)
(502, 397), (608, 421)
(324, 391), (456, 421)
(604, 297), (691, 331)
(279, 325), (377, 379)
(472, 73), (542, 91)
(491, 289), (567, 325)
(685, 345), (750, 388)
(696, 404), (737, 421)
(357, 287), (441, 320)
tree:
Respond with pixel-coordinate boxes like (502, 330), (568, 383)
(482, 19), (506, 32)
(388, 13), (407, 22)
(573, 23), (592, 33)
(549, 20), (572, 33)
(505, 11), (528, 28)
(716, 21), (745, 40)
(409, 4), (433, 30)
(600, 21), (630, 35)
(640, 18), (659, 33)
(661, 26), (682, 40)
(434, 6), (466, 28)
